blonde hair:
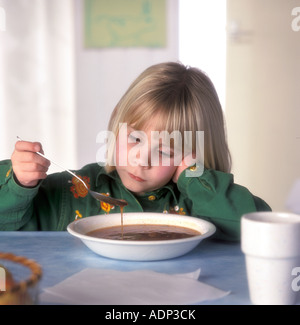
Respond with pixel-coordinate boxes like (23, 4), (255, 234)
(106, 62), (231, 173)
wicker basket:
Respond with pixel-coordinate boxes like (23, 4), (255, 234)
(0, 252), (42, 305)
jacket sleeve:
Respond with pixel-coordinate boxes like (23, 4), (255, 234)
(177, 167), (271, 241)
(0, 160), (40, 230)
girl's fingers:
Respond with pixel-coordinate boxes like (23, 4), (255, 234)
(11, 140), (50, 187)
(13, 141), (50, 167)
(15, 140), (42, 153)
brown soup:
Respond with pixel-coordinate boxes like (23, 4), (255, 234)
(86, 224), (201, 241)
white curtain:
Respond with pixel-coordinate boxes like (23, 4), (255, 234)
(0, 0), (76, 172)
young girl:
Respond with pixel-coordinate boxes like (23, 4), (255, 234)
(0, 62), (271, 240)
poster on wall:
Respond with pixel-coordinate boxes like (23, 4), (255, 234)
(84, 0), (166, 48)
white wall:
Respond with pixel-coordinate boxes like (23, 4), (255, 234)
(226, 0), (300, 211)
(179, 0), (226, 107)
(74, 0), (179, 169)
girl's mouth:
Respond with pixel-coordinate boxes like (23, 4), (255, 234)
(128, 172), (145, 182)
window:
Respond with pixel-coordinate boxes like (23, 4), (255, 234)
(179, 0), (227, 108)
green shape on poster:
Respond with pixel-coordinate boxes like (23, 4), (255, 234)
(84, 0), (166, 47)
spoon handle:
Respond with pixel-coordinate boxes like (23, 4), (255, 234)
(16, 136), (89, 190)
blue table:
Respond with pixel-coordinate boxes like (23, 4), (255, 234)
(0, 231), (250, 305)
(1, 231), (299, 305)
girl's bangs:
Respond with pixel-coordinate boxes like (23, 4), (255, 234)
(122, 101), (172, 132)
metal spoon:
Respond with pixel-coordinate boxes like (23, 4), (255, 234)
(16, 137), (128, 208)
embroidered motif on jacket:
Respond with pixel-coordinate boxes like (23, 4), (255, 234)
(70, 175), (90, 198)
(100, 193), (114, 213)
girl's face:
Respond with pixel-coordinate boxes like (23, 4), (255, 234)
(115, 119), (178, 196)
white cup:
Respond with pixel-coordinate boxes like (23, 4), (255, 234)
(241, 211), (300, 305)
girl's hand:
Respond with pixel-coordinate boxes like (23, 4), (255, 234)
(172, 154), (195, 183)
(11, 141), (50, 187)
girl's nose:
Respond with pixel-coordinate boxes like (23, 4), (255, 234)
(133, 148), (151, 169)
(140, 153), (151, 169)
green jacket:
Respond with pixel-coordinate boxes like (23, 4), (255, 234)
(0, 159), (271, 240)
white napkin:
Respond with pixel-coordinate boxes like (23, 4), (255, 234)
(40, 268), (229, 305)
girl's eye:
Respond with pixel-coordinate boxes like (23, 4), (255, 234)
(128, 134), (141, 143)
(159, 150), (174, 158)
